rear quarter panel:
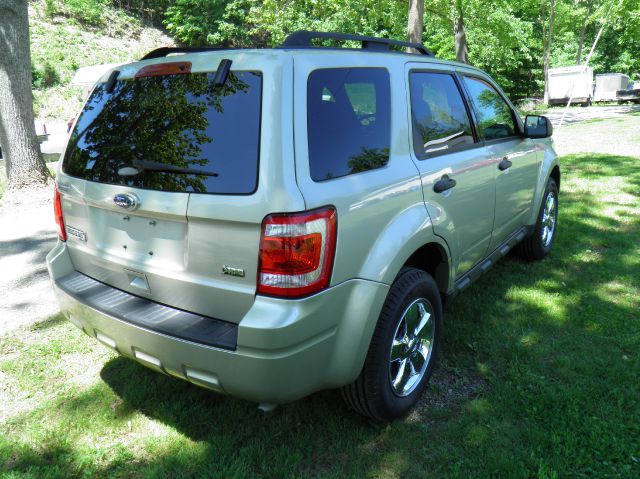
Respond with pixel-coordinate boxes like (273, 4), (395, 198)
(290, 52), (447, 287)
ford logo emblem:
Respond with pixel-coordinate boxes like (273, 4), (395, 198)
(113, 193), (139, 211)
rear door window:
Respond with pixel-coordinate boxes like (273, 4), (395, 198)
(462, 76), (518, 141)
(409, 72), (476, 157)
(307, 68), (391, 181)
(62, 71), (262, 195)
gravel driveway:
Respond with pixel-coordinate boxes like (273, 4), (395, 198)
(0, 196), (58, 334)
(544, 104), (640, 127)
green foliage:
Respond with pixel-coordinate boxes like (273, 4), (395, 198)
(248, 0), (408, 47)
(29, 0), (640, 100)
(65, 0), (109, 25)
(164, 0), (255, 46)
(110, 0), (173, 27)
(32, 62), (62, 88)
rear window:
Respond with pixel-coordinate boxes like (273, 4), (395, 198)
(63, 70), (262, 195)
(409, 72), (475, 157)
(307, 68), (391, 181)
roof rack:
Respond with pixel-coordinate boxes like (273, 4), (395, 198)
(140, 46), (230, 60)
(140, 31), (433, 61)
(280, 30), (433, 56)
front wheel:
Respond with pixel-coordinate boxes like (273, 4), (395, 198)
(518, 177), (559, 260)
(341, 268), (442, 421)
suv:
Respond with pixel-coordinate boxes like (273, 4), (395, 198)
(47, 31), (559, 420)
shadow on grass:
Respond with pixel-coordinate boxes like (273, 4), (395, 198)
(29, 312), (66, 331)
(2, 154), (639, 478)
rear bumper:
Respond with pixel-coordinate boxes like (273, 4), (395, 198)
(47, 242), (389, 404)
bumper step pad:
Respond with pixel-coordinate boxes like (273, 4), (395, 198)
(56, 272), (238, 350)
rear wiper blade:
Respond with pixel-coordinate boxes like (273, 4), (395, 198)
(118, 160), (218, 177)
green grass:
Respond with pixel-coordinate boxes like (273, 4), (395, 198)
(2, 151), (639, 477)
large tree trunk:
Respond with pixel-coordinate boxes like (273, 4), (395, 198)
(543, 0), (555, 105)
(0, 0), (51, 193)
(453, 1), (469, 64)
(407, 0), (424, 52)
(576, 0), (593, 64)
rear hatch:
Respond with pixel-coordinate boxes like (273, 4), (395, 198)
(57, 51), (301, 323)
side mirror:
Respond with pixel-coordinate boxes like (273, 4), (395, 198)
(524, 115), (553, 139)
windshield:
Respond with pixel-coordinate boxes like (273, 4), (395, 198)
(62, 70), (262, 195)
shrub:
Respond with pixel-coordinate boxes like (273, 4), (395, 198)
(32, 62), (61, 88)
(63, 0), (109, 26)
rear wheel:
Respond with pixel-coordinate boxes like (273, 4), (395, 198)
(518, 177), (558, 260)
(341, 268), (442, 421)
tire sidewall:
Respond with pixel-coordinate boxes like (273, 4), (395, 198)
(373, 270), (442, 419)
(532, 178), (559, 258)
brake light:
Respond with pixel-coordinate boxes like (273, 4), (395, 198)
(257, 206), (337, 298)
(135, 61), (192, 78)
(53, 185), (66, 242)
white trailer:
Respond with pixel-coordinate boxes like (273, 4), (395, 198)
(547, 65), (594, 106)
(594, 73), (629, 102)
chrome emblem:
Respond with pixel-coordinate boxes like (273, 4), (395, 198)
(113, 193), (139, 211)
(66, 225), (87, 242)
(222, 265), (245, 278)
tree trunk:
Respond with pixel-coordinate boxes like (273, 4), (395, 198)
(0, 0), (51, 192)
(543, 0), (555, 105)
(407, 0), (424, 52)
(453, 1), (469, 64)
(576, 0), (593, 64)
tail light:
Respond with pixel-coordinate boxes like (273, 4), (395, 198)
(53, 185), (66, 242)
(257, 206), (337, 298)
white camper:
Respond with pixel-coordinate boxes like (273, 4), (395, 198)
(594, 73), (630, 102)
(547, 65), (594, 106)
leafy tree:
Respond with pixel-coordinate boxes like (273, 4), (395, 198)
(164, 0), (257, 46)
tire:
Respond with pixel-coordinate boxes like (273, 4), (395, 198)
(341, 267), (442, 421)
(518, 177), (559, 261)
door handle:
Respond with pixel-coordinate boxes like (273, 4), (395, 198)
(433, 175), (457, 193)
(498, 157), (513, 171)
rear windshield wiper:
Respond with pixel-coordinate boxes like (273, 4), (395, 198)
(118, 159), (218, 177)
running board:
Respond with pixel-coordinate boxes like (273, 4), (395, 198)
(453, 225), (532, 295)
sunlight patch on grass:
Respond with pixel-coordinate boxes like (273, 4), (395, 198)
(505, 287), (568, 324)
(519, 331), (541, 347)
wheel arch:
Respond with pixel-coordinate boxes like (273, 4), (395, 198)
(550, 164), (561, 190)
(527, 148), (561, 225)
(402, 241), (450, 294)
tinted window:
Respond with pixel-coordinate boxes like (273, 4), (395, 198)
(63, 71), (262, 194)
(463, 76), (517, 140)
(307, 68), (390, 181)
(409, 72), (475, 157)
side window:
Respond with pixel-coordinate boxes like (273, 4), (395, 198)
(409, 72), (475, 157)
(307, 68), (390, 181)
(463, 76), (517, 140)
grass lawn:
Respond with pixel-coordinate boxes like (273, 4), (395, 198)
(2, 150), (639, 475)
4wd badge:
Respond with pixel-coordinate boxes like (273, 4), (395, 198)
(222, 265), (245, 278)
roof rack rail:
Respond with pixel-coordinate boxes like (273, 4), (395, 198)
(140, 46), (229, 61)
(280, 30), (433, 56)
